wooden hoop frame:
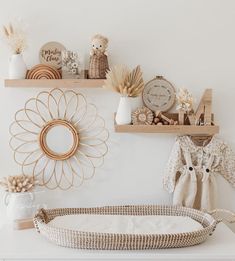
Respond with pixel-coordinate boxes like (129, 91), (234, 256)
(39, 120), (79, 161)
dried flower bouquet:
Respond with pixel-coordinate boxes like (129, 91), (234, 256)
(0, 174), (37, 193)
(176, 88), (194, 113)
(2, 22), (27, 54)
(104, 65), (144, 97)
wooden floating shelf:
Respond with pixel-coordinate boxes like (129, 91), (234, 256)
(4, 79), (104, 88)
(114, 112), (219, 134)
(114, 123), (219, 134)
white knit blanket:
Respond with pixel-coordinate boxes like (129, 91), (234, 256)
(49, 214), (203, 234)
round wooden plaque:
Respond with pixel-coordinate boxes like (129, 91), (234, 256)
(143, 76), (176, 112)
(39, 41), (66, 69)
(131, 107), (154, 125)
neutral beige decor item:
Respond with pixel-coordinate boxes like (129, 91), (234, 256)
(188, 89), (212, 126)
(153, 111), (178, 126)
(34, 205), (235, 250)
(176, 88), (194, 113)
(131, 107), (154, 125)
(176, 88), (194, 125)
(49, 214), (203, 234)
(26, 64), (61, 79)
(143, 76), (175, 112)
(4, 191), (35, 221)
(0, 174), (36, 193)
(0, 174), (38, 222)
(2, 22), (28, 79)
(9, 88), (109, 190)
(104, 65), (145, 125)
(89, 34), (109, 79)
(104, 65), (144, 97)
(2, 22), (27, 54)
(164, 136), (235, 210)
(62, 50), (84, 79)
(115, 96), (132, 125)
(39, 41), (66, 69)
(14, 218), (35, 230)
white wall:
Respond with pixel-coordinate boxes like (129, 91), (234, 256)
(0, 0), (235, 229)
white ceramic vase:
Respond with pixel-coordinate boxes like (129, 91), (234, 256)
(9, 54), (27, 79)
(115, 96), (132, 125)
(4, 192), (35, 221)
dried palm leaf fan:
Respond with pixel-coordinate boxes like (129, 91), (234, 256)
(104, 65), (144, 97)
(26, 64), (61, 79)
(104, 65), (129, 93)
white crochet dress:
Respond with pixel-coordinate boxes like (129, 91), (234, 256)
(163, 136), (235, 210)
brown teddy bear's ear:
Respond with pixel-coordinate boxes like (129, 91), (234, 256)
(91, 34), (109, 46)
(103, 37), (109, 46)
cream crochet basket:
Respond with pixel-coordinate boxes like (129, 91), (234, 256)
(34, 205), (234, 250)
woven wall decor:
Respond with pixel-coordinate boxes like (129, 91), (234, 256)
(131, 107), (154, 125)
(9, 88), (109, 190)
(26, 64), (61, 79)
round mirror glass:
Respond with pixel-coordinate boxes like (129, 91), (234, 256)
(45, 125), (74, 155)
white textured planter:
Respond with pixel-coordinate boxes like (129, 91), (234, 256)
(115, 96), (132, 125)
(129, 96), (143, 112)
(9, 54), (27, 79)
(4, 192), (35, 221)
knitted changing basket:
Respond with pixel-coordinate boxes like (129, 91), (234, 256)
(34, 205), (217, 250)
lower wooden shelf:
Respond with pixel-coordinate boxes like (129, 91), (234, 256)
(114, 112), (219, 135)
(114, 122), (219, 134)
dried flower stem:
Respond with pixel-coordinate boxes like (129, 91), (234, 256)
(104, 65), (144, 97)
(176, 88), (194, 113)
(0, 174), (37, 193)
(2, 22), (27, 54)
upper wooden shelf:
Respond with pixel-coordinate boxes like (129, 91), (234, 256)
(4, 79), (104, 88)
(114, 122), (219, 135)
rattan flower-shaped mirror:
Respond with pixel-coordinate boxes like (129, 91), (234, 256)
(9, 88), (109, 190)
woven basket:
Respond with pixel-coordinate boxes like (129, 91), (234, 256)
(34, 205), (217, 250)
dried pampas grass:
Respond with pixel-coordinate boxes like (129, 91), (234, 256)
(104, 65), (129, 93)
(2, 21), (27, 54)
(104, 65), (144, 97)
(0, 174), (37, 193)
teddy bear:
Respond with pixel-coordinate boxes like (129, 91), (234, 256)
(88, 34), (109, 79)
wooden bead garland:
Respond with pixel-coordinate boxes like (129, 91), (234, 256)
(152, 111), (178, 126)
(132, 107), (154, 125)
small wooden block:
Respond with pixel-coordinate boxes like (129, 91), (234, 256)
(178, 110), (185, 125)
(13, 218), (35, 230)
(161, 114), (171, 123)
